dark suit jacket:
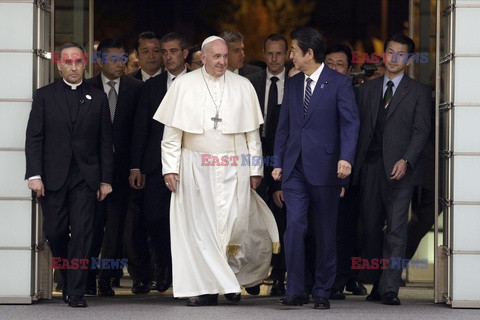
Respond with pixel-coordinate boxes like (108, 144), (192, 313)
(130, 69), (143, 81)
(239, 64), (262, 77)
(247, 70), (283, 193)
(85, 74), (144, 176)
(25, 80), (114, 191)
(274, 66), (360, 186)
(352, 75), (431, 188)
(130, 72), (168, 174)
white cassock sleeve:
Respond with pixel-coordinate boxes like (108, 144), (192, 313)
(245, 130), (263, 177)
(161, 125), (183, 176)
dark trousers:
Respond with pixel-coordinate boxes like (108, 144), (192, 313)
(282, 158), (340, 298)
(123, 188), (152, 283)
(143, 166), (172, 282)
(41, 163), (96, 296)
(406, 186), (435, 259)
(98, 168), (130, 279)
(360, 157), (414, 294)
(333, 186), (362, 291)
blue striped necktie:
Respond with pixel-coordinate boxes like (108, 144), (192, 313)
(303, 77), (313, 116)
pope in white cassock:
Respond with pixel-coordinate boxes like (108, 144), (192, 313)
(153, 36), (280, 307)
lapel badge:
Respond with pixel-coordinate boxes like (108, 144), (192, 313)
(320, 80), (328, 89)
(85, 94), (92, 100)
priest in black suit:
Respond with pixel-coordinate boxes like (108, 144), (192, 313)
(85, 39), (144, 296)
(129, 32), (188, 293)
(247, 33), (289, 296)
(25, 42), (113, 307)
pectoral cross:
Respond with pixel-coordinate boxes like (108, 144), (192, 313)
(211, 112), (222, 130)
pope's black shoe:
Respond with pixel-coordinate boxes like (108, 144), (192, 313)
(345, 279), (367, 295)
(277, 295), (304, 306)
(245, 284), (260, 295)
(382, 292), (401, 305)
(68, 295), (87, 308)
(186, 294), (218, 306)
(225, 293), (241, 302)
(313, 296), (330, 309)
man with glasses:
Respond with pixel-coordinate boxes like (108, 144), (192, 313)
(186, 44), (203, 71)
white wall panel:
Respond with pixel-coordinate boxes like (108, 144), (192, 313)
(0, 250), (31, 296)
(452, 255), (480, 301)
(454, 57), (480, 103)
(453, 106), (480, 152)
(0, 151), (30, 198)
(0, 53), (33, 99)
(455, 8), (480, 54)
(0, 102), (30, 149)
(0, 3), (34, 50)
(0, 201), (31, 247)
(452, 205), (480, 251)
(453, 156), (480, 202)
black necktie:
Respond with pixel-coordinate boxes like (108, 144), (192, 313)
(265, 76), (279, 136)
(303, 77), (313, 116)
(382, 80), (394, 108)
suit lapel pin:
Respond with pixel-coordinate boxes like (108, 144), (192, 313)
(321, 81), (328, 89)
(86, 94), (92, 100)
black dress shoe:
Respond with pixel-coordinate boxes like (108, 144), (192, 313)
(382, 292), (401, 305)
(68, 295), (87, 308)
(156, 278), (171, 292)
(270, 280), (285, 296)
(303, 294), (311, 304)
(313, 296), (330, 309)
(366, 283), (381, 301)
(186, 294), (218, 306)
(329, 289), (346, 300)
(62, 288), (69, 303)
(245, 284), (260, 295)
(277, 295), (304, 306)
(345, 279), (367, 295)
(132, 280), (150, 294)
(98, 278), (115, 296)
(224, 293), (241, 302)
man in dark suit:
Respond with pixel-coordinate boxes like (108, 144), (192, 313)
(85, 39), (144, 296)
(247, 33), (289, 297)
(273, 27), (360, 310)
(129, 32), (188, 293)
(130, 31), (163, 81)
(324, 44), (368, 300)
(25, 42), (113, 307)
(352, 34), (431, 305)
(220, 30), (262, 77)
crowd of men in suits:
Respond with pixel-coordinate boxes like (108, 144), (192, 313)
(25, 27), (432, 308)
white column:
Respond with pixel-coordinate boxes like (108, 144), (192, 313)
(450, 0), (480, 308)
(0, 0), (36, 304)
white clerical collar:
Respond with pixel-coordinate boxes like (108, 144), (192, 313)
(266, 67), (285, 82)
(63, 78), (83, 90)
(141, 68), (162, 81)
(101, 72), (120, 89)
